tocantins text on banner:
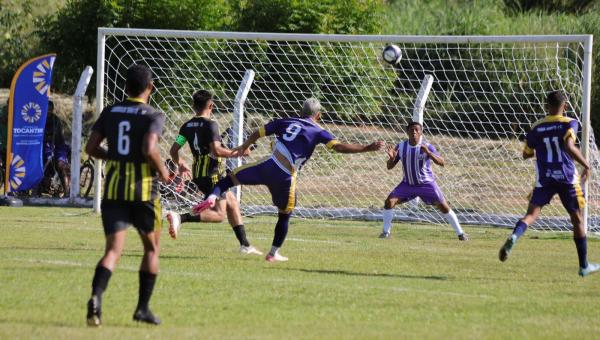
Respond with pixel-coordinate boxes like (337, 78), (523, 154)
(4, 54), (56, 193)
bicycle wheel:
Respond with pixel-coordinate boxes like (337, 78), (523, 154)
(80, 162), (94, 198)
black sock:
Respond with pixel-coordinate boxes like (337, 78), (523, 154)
(91, 264), (112, 298)
(272, 213), (291, 248)
(181, 213), (201, 223)
(137, 271), (157, 312)
(232, 225), (250, 247)
(574, 237), (588, 269)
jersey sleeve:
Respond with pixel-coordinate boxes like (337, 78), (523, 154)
(523, 130), (535, 156)
(208, 121), (222, 143)
(148, 111), (166, 136)
(427, 143), (440, 157)
(320, 129), (339, 149)
(91, 108), (108, 136)
(260, 119), (283, 137)
(564, 120), (578, 142)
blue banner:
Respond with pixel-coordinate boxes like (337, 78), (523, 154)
(5, 54), (56, 192)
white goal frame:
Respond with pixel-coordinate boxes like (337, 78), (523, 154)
(94, 28), (594, 231)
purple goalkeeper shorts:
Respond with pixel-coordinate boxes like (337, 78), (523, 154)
(231, 157), (297, 214)
(388, 181), (446, 205)
(529, 181), (585, 213)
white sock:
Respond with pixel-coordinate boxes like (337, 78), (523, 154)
(443, 209), (464, 236)
(382, 209), (393, 233)
(270, 246), (280, 256)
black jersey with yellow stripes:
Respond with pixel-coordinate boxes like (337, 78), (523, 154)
(92, 98), (165, 201)
(175, 116), (224, 178)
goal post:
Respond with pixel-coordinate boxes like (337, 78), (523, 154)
(95, 28), (596, 232)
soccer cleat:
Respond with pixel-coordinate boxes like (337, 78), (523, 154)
(86, 295), (102, 327)
(133, 308), (161, 325)
(579, 263), (600, 277)
(499, 235), (516, 262)
(240, 245), (263, 255)
(458, 233), (469, 241)
(166, 211), (181, 239)
(265, 253), (288, 262)
(192, 196), (216, 215)
(379, 231), (390, 239)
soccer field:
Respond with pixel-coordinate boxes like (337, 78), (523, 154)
(1, 207), (600, 339)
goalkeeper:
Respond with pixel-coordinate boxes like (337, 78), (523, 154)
(379, 122), (468, 241)
(166, 90), (262, 256)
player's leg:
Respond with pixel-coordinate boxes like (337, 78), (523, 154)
(381, 182), (414, 238)
(499, 200), (543, 262)
(87, 201), (130, 327)
(225, 191), (262, 255)
(559, 183), (600, 276)
(434, 200), (467, 241)
(132, 199), (163, 325)
(266, 171), (296, 262)
(56, 144), (71, 196)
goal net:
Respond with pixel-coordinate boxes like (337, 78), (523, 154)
(97, 29), (598, 232)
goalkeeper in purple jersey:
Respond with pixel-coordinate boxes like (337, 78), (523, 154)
(499, 90), (599, 277)
(194, 98), (384, 262)
(380, 122), (468, 241)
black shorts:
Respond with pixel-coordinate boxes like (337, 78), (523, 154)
(193, 174), (224, 198)
(101, 199), (162, 235)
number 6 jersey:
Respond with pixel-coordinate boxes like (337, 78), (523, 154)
(523, 115), (579, 186)
(259, 117), (339, 173)
(92, 98), (165, 201)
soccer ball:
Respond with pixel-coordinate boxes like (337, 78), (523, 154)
(382, 44), (402, 64)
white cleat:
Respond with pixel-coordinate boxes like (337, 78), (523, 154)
(579, 263), (600, 277)
(265, 253), (288, 262)
(240, 245), (263, 256)
(166, 211), (181, 239)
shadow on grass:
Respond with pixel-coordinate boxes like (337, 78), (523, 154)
(270, 267), (448, 280)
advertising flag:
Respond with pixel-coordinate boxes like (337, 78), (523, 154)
(4, 54), (56, 193)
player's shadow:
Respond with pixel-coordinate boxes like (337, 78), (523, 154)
(271, 267), (447, 281)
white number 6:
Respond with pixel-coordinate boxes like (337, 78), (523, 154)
(117, 121), (131, 155)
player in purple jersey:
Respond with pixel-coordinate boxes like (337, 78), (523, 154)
(379, 122), (467, 241)
(193, 98), (384, 262)
(498, 91), (599, 277)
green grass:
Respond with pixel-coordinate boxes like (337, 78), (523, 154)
(1, 207), (600, 338)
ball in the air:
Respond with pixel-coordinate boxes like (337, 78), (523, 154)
(382, 44), (402, 64)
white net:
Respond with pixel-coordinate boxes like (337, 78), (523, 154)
(99, 30), (598, 232)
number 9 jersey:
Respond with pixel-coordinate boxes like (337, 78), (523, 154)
(260, 117), (339, 172)
(523, 115), (579, 186)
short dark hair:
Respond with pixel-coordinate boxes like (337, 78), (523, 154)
(407, 121), (422, 130)
(126, 64), (153, 97)
(546, 90), (568, 108)
(192, 90), (213, 112)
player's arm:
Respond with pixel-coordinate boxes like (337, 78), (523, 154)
(386, 144), (399, 170)
(85, 131), (108, 160)
(332, 141), (384, 153)
(169, 131), (191, 178)
(209, 121), (249, 157)
(85, 111), (108, 160)
(565, 137), (591, 183)
(421, 144), (444, 167)
(144, 113), (170, 182)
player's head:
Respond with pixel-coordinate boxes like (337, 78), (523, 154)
(546, 90), (568, 115)
(125, 64), (154, 98)
(406, 121), (422, 144)
(192, 90), (214, 115)
(301, 97), (322, 120)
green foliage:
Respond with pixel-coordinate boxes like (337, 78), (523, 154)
(503, 0), (599, 14)
(0, 0), (38, 87)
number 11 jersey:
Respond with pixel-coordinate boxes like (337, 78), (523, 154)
(523, 115), (579, 186)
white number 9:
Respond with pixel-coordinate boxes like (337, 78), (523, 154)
(283, 123), (302, 141)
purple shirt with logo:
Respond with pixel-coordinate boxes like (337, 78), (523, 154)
(395, 140), (438, 185)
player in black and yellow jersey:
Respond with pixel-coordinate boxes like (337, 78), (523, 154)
(85, 65), (171, 327)
(166, 90), (262, 255)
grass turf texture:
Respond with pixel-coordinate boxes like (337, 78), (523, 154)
(1, 207), (599, 339)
